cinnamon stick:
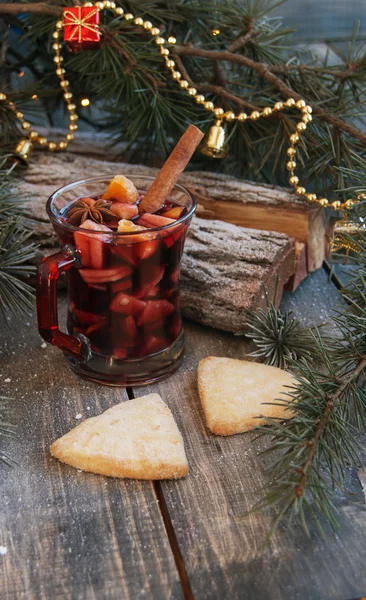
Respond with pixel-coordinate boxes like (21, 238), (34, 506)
(139, 124), (204, 214)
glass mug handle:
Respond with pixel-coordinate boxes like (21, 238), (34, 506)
(36, 245), (90, 362)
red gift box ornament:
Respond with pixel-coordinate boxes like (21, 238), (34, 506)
(63, 6), (100, 52)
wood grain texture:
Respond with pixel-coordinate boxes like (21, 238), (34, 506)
(0, 311), (182, 600)
(135, 269), (366, 600)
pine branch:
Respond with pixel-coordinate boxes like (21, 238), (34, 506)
(0, 214), (36, 319)
(237, 289), (321, 369)
(294, 356), (366, 500)
(0, 3), (61, 17)
(173, 45), (366, 145)
(252, 192), (366, 534)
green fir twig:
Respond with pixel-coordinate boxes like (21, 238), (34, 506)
(251, 240), (366, 535)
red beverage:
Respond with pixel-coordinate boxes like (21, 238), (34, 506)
(36, 175), (196, 386)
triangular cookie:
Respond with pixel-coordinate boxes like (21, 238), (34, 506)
(198, 357), (295, 435)
(50, 393), (188, 479)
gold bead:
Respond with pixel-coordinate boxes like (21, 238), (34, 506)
(295, 186), (306, 196)
(188, 87), (197, 96)
(69, 114), (79, 122)
(124, 13), (133, 20)
(302, 114), (312, 124)
(29, 130), (39, 140)
(302, 105), (312, 114)
(64, 92), (72, 100)
(331, 200), (341, 210)
(15, 111), (24, 119)
(60, 80), (69, 88)
(250, 111), (260, 120)
(274, 101), (283, 111)
(160, 47), (169, 56)
(151, 27), (160, 36)
(289, 175), (299, 186)
(166, 60), (175, 68)
(306, 193), (317, 203)
(54, 56), (63, 64)
(297, 122), (307, 132)
(290, 133), (299, 144)
(134, 17), (143, 25)
(172, 71), (181, 80)
(143, 21), (153, 30)
(343, 199), (355, 210)
(155, 37), (165, 45)
(22, 121), (31, 130)
(58, 141), (68, 150)
(262, 107), (272, 116)
(319, 198), (329, 207)
(48, 142), (57, 151)
(296, 100), (306, 109)
(287, 160), (296, 171)
(55, 21), (63, 30)
(52, 31), (60, 39)
(214, 108), (224, 117)
(287, 147), (296, 157)
(66, 133), (74, 141)
(109, 1), (116, 8)
(179, 80), (189, 89)
(56, 68), (65, 76)
(95, 1), (104, 8)
(238, 112), (247, 121)
(0, 92), (6, 101)
(195, 95), (205, 103)
(38, 137), (47, 146)
(83, 2), (94, 6)
(168, 36), (176, 44)
(67, 103), (76, 111)
(115, 7), (124, 14)
(69, 123), (78, 131)
(8, 101), (15, 110)
(225, 111), (235, 121)
(52, 43), (61, 51)
(204, 101), (214, 110)
(286, 98), (296, 107)
(103, 1), (111, 8)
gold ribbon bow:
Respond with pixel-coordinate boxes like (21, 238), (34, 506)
(64, 7), (100, 43)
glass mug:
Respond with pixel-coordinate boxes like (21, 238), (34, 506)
(36, 175), (196, 386)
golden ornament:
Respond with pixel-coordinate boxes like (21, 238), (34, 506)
(201, 121), (227, 158)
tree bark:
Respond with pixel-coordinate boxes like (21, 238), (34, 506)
(181, 217), (296, 332)
(16, 150), (297, 331)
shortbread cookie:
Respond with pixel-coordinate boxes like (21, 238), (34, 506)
(197, 357), (295, 435)
(50, 393), (188, 479)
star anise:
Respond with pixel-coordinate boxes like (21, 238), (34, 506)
(67, 198), (115, 226)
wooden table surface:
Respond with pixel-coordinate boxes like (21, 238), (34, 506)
(0, 266), (366, 600)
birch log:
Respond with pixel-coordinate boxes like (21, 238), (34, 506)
(16, 151), (297, 332)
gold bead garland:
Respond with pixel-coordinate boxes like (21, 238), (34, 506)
(0, 1), (364, 212)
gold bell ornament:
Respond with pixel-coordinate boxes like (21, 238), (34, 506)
(201, 120), (227, 158)
(329, 217), (366, 259)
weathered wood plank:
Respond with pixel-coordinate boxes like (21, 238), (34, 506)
(0, 311), (182, 600)
(135, 269), (366, 600)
